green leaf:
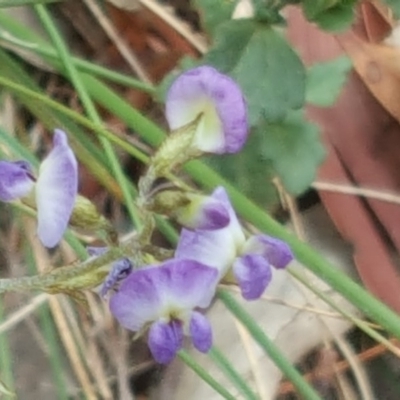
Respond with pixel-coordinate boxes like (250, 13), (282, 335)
(302, 0), (335, 19)
(258, 110), (326, 195)
(306, 56), (352, 107)
(382, 0), (400, 18)
(204, 130), (278, 208)
(302, 0), (357, 32)
(206, 20), (306, 125)
(194, 0), (239, 35)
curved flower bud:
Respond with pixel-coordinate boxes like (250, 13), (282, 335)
(0, 160), (34, 201)
(110, 259), (218, 363)
(36, 129), (78, 248)
(165, 66), (248, 154)
(176, 186), (294, 300)
(150, 189), (230, 230)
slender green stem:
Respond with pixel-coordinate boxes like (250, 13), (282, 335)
(0, 302), (14, 397)
(35, 5), (142, 228)
(288, 268), (400, 356)
(84, 76), (400, 340)
(25, 245), (69, 400)
(178, 350), (237, 400)
(209, 346), (258, 400)
(218, 289), (322, 400)
(0, 0), (57, 7)
(2, 25), (400, 343)
(0, 10), (153, 92)
(0, 76), (148, 163)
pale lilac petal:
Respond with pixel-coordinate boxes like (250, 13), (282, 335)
(100, 258), (132, 297)
(166, 66), (248, 154)
(148, 319), (183, 364)
(233, 254), (272, 300)
(189, 311), (212, 353)
(175, 228), (237, 278)
(159, 259), (219, 309)
(178, 194), (230, 230)
(244, 235), (293, 269)
(36, 130), (78, 247)
(0, 160), (34, 201)
(110, 259), (218, 331)
(109, 266), (164, 332)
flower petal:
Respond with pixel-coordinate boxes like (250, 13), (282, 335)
(36, 130), (78, 247)
(109, 266), (164, 332)
(0, 160), (34, 201)
(159, 259), (219, 309)
(166, 66), (248, 154)
(175, 227), (237, 278)
(110, 259), (218, 331)
(148, 319), (183, 364)
(177, 194), (230, 230)
(244, 234), (293, 269)
(210, 187), (245, 245)
(232, 254), (272, 300)
(189, 311), (212, 353)
(175, 187), (246, 277)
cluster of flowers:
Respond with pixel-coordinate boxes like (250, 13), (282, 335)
(110, 66), (294, 363)
(0, 66), (293, 364)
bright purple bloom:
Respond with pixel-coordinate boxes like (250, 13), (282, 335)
(0, 130), (78, 248)
(165, 66), (248, 154)
(109, 259), (218, 363)
(176, 187), (293, 300)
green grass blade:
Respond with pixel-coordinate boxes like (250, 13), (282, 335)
(25, 245), (69, 400)
(0, 302), (15, 398)
(209, 346), (258, 400)
(0, 0), (58, 7)
(35, 4), (141, 228)
(218, 289), (322, 400)
(178, 350), (237, 400)
(0, 10), (154, 93)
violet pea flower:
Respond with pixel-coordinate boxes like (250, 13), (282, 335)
(110, 259), (218, 364)
(175, 187), (294, 300)
(0, 129), (78, 248)
(165, 66), (248, 154)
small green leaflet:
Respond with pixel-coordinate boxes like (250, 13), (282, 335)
(382, 0), (400, 18)
(306, 56), (352, 107)
(193, 0), (239, 36)
(258, 110), (326, 195)
(302, 0), (357, 32)
(205, 19), (306, 125)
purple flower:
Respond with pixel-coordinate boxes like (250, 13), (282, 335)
(165, 66), (248, 154)
(175, 187), (294, 300)
(109, 259), (218, 364)
(0, 129), (78, 248)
